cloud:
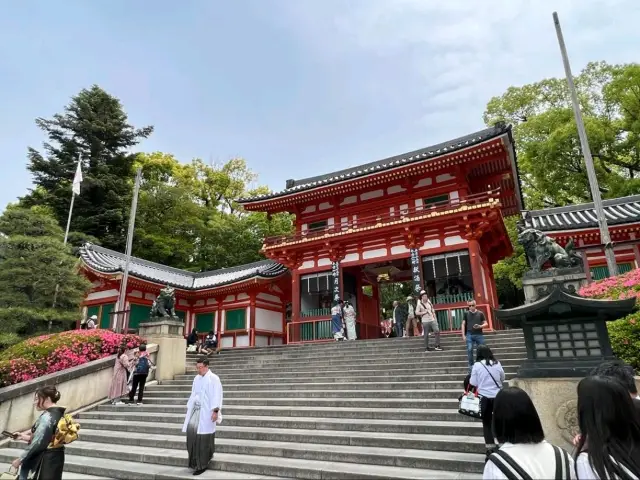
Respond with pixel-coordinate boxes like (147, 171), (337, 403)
(276, 0), (640, 137)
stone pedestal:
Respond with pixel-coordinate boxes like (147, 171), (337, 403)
(509, 377), (578, 452)
(522, 267), (588, 304)
(138, 319), (185, 382)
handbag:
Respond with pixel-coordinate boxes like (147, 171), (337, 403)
(0, 466), (18, 480)
(458, 390), (481, 418)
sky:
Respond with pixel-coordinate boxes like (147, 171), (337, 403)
(1, 0), (640, 210)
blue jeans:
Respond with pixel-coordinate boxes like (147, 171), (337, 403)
(466, 333), (485, 370)
(395, 320), (405, 337)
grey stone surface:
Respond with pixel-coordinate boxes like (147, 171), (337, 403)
(0, 331), (525, 479)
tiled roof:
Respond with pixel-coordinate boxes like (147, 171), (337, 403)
(522, 195), (640, 232)
(239, 124), (512, 204)
(79, 243), (288, 290)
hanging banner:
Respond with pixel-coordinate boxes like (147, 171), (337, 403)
(331, 261), (341, 301)
(410, 248), (422, 295)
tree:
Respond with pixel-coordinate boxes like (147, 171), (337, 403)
(0, 207), (91, 335)
(22, 85), (153, 251)
(132, 153), (294, 271)
(484, 61), (640, 209)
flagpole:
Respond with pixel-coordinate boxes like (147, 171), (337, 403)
(115, 167), (143, 332)
(552, 12), (618, 277)
(51, 160), (82, 330)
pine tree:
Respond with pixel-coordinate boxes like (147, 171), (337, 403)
(22, 85), (153, 250)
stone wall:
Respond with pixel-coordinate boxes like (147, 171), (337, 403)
(0, 344), (157, 432)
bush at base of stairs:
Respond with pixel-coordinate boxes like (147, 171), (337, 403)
(0, 330), (146, 387)
(607, 312), (640, 372)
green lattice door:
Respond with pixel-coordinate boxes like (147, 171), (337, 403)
(225, 309), (246, 331)
(195, 313), (215, 332)
(590, 262), (634, 281)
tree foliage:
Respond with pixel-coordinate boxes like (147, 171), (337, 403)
(22, 85), (153, 251)
(0, 207), (91, 335)
(133, 152), (293, 271)
(484, 61), (640, 208)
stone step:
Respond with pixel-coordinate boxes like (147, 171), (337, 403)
(176, 359), (524, 377)
(140, 397), (460, 409)
(0, 462), (113, 480)
(76, 421), (486, 454)
(200, 347), (527, 365)
(76, 412), (482, 436)
(160, 380), (478, 392)
(0, 448), (284, 480)
(141, 388), (463, 399)
(193, 365), (520, 380)
(198, 340), (526, 362)
(96, 403), (471, 423)
(0, 442), (482, 479)
(189, 332), (523, 357)
(71, 429), (485, 474)
(166, 372), (514, 386)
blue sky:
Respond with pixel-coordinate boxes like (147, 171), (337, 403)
(1, 0), (640, 210)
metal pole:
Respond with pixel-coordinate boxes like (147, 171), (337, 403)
(50, 191), (76, 330)
(115, 167), (143, 332)
(552, 12), (618, 277)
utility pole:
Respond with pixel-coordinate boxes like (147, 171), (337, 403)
(553, 12), (618, 277)
(115, 167), (143, 332)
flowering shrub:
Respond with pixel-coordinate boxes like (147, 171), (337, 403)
(578, 268), (640, 301)
(0, 330), (145, 388)
(607, 312), (640, 372)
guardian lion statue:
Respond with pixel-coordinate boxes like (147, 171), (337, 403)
(517, 223), (582, 272)
(150, 285), (178, 318)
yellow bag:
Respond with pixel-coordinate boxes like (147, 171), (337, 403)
(0, 466), (18, 479)
(50, 414), (80, 447)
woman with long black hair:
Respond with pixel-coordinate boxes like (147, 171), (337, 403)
(575, 375), (640, 479)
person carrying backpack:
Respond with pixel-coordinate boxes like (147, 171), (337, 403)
(128, 344), (154, 405)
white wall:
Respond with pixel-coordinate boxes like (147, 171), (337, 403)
(256, 308), (283, 332)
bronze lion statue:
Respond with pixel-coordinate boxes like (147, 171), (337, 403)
(517, 226), (582, 272)
(150, 285), (178, 318)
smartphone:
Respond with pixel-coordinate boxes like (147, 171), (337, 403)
(1, 431), (17, 439)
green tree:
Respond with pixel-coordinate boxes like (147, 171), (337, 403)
(22, 85), (153, 250)
(484, 61), (640, 208)
(132, 153), (294, 271)
(0, 207), (91, 335)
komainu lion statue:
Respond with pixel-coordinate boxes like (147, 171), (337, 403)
(517, 224), (582, 272)
(150, 285), (178, 318)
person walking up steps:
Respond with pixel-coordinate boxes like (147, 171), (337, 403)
(416, 290), (441, 351)
(183, 356), (223, 476)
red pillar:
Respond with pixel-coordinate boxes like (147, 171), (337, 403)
(468, 239), (487, 305)
(249, 292), (257, 347)
(216, 298), (223, 344)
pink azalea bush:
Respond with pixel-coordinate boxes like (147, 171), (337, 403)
(579, 268), (640, 301)
(0, 330), (145, 387)
(579, 268), (640, 371)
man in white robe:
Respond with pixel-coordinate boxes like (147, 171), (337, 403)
(182, 356), (223, 475)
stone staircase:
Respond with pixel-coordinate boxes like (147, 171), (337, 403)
(0, 330), (525, 479)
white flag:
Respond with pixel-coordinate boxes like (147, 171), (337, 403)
(72, 160), (83, 195)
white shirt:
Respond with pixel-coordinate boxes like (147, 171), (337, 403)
(182, 370), (223, 435)
(470, 360), (504, 398)
(87, 319), (96, 329)
(576, 453), (638, 480)
(483, 441), (576, 480)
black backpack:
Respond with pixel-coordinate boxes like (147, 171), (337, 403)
(488, 445), (571, 480)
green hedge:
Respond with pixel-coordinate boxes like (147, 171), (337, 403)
(608, 311), (640, 372)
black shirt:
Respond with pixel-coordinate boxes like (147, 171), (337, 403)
(464, 310), (486, 333)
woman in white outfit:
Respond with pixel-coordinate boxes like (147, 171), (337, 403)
(343, 302), (357, 340)
(484, 386), (575, 479)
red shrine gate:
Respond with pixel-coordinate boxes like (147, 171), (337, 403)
(239, 124), (524, 342)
